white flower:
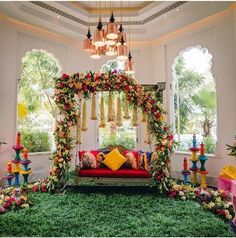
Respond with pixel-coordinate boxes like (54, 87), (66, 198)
(181, 196), (186, 200)
(179, 191), (184, 196)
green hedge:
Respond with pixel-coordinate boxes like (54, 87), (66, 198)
(21, 129), (51, 152)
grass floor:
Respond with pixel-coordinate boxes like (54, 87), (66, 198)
(0, 186), (234, 237)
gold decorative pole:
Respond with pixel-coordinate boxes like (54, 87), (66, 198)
(108, 92), (115, 122)
(90, 93), (98, 120)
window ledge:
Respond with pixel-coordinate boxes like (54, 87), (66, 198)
(174, 150), (216, 159)
(28, 151), (52, 156)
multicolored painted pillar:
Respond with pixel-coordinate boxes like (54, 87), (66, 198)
(181, 157), (191, 184)
(3, 162), (14, 187)
(189, 134), (199, 185)
(12, 132), (23, 186)
(198, 142), (208, 189)
(20, 148), (32, 184)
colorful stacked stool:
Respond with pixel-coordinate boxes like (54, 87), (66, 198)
(181, 157), (191, 184)
(198, 142), (208, 189)
(12, 132), (23, 186)
(3, 162), (14, 187)
(189, 134), (199, 185)
(20, 148), (32, 184)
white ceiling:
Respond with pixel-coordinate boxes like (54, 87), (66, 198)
(0, 1), (233, 41)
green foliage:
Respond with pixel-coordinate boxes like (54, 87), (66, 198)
(100, 132), (136, 150)
(203, 136), (216, 154)
(19, 49), (60, 114)
(174, 57), (204, 133)
(21, 129), (51, 152)
(0, 192), (234, 237)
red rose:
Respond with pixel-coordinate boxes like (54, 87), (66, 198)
(125, 85), (130, 91)
(32, 186), (38, 193)
(164, 126), (169, 131)
(155, 112), (161, 119)
(82, 85), (88, 91)
(168, 134), (174, 140)
(157, 176), (162, 181)
(150, 99), (156, 104)
(9, 197), (15, 203)
(62, 74), (69, 80)
(91, 87), (95, 93)
(41, 185), (47, 192)
(4, 202), (10, 209)
(64, 104), (70, 110)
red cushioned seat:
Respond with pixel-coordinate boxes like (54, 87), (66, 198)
(78, 168), (149, 178)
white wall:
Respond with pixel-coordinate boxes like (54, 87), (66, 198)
(0, 5), (236, 185)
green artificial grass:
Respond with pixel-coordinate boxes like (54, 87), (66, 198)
(0, 187), (234, 237)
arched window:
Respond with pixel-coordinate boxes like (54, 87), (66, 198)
(98, 60), (137, 150)
(172, 46), (217, 154)
(18, 49), (61, 152)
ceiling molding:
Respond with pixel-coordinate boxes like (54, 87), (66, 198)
(30, 1), (187, 26)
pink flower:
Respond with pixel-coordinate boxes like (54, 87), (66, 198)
(168, 135), (174, 140)
(0, 206), (5, 214)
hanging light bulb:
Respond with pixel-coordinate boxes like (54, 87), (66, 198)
(106, 12), (118, 40)
(117, 36), (128, 61)
(90, 45), (101, 59)
(94, 17), (105, 47)
(125, 52), (135, 74)
(83, 28), (93, 53)
(105, 45), (117, 56)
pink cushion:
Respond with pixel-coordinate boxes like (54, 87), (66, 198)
(217, 176), (234, 192)
(78, 168), (149, 178)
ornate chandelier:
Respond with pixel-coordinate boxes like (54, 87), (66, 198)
(82, 1), (135, 74)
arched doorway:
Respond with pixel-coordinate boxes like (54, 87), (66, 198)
(172, 46), (217, 154)
(18, 49), (61, 152)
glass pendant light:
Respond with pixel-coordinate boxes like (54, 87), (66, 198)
(106, 12), (118, 40)
(125, 52), (135, 74)
(117, 36), (128, 61)
(83, 28), (93, 53)
(90, 45), (101, 59)
(116, 24), (126, 46)
(94, 17), (105, 47)
(105, 45), (117, 56)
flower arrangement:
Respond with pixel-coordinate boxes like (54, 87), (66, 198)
(226, 136), (236, 158)
(48, 71), (176, 192)
(168, 182), (234, 220)
(0, 186), (30, 214)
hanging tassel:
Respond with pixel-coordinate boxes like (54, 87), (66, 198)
(81, 100), (88, 132)
(132, 106), (138, 127)
(141, 110), (147, 123)
(116, 95), (123, 127)
(76, 100), (82, 144)
(124, 96), (131, 120)
(108, 92), (115, 122)
(99, 94), (106, 128)
(76, 117), (82, 144)
(90, 93), (98, 120)
(144, 121), (152, 144)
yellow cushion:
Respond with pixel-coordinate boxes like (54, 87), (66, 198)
(103, 148), (127, 171)
(220, 164), (236, 180)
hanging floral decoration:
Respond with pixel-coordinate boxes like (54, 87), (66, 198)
(116, 95), (123, 127)
(99, 94), (106, 128)
(48, 71), (175, 192)
(90, 93), (98, 120)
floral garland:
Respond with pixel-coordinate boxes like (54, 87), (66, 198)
(0, 186), (30, 214)
(48, 71), (175, 192)
(168, 182), (234, 220)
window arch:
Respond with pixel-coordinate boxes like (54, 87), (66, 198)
(18, 49), (61, 152)
(172, 46), (217, 154)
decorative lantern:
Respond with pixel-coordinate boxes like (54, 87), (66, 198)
(94, 17), (105, 47)
(125, 52), (135, 74)
(117, 36), (128, 61)
(83, 28), (93, 53)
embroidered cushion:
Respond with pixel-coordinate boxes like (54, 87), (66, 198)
(124, 152), (138, 169)
(80, 152), (97, 169)
(103, 148), (127, 171)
